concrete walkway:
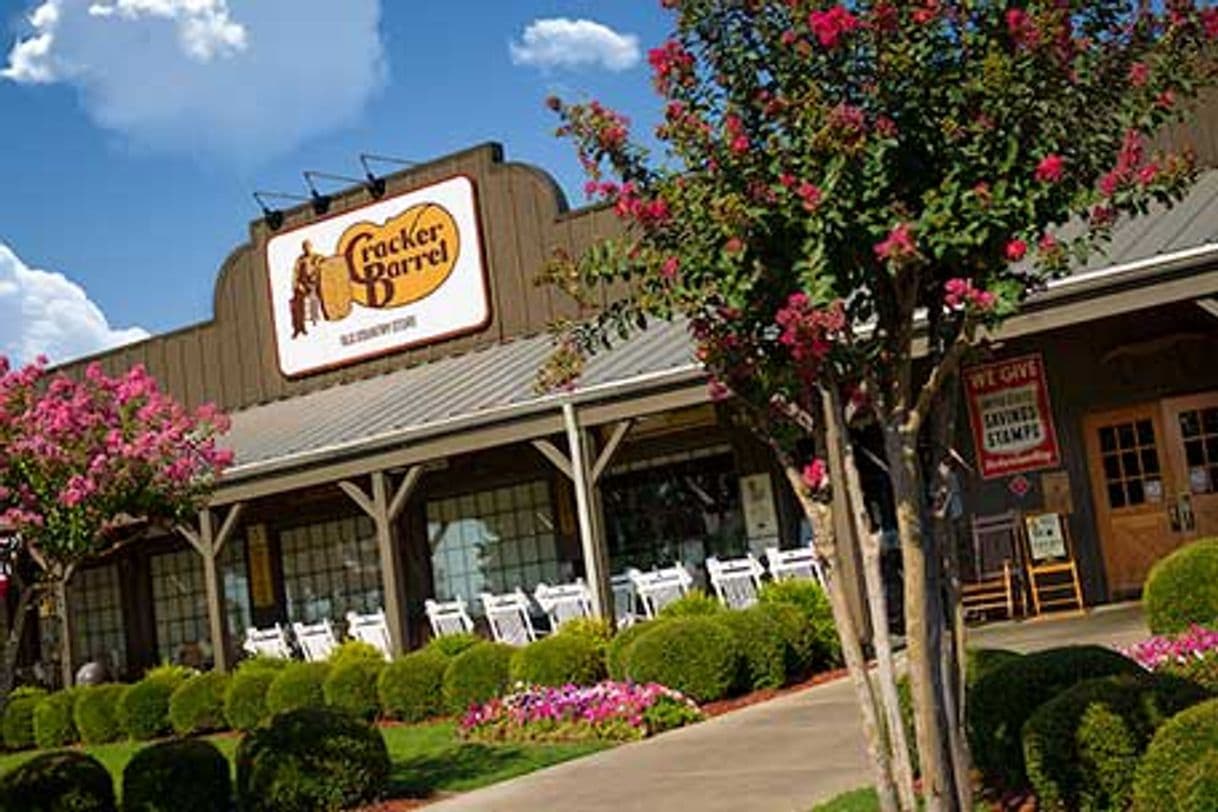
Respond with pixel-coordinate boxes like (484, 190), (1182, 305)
(428, 603), (1150, 812)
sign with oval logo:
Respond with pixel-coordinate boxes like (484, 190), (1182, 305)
(265, 176), (490, 378)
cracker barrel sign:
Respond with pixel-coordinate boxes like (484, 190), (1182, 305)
(266, 176), (490, 377)
(964, 353), (1062, 480)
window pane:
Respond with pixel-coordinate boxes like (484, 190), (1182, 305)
(1136, 420), (1155, 446)
(66, 564), (125, 677)
(1181, 410), (1202, 438)
(1099, 427), (1117, 453)
(1117, 424), (1136, 450)
(281, 516), (383, 628)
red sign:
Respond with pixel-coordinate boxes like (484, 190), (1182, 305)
(964, 353), (1061, 480)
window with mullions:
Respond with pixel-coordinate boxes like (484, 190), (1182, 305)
(151, 549), (208, 665)
(280, 516), (382, 625)
(601, 450), (747, 575)
(427, 481), (561, 612)
(221, 539), (251, 640)
(68, 564), (126, 675)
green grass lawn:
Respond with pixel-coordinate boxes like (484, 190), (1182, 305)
(810, 788), (880, 811)
(0, 722), (608, 801)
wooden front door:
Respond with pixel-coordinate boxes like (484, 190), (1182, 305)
(1084, 404), (1181, 597)
(1162, 393), (1218, 540)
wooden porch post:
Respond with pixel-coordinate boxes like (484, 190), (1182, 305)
(181, 503), (244, 673)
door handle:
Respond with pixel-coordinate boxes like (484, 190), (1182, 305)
(1168, 501), (1182, 532)
(1178, 493), (1197, 533)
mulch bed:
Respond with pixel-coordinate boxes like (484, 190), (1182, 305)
(700, 667), (848, 717)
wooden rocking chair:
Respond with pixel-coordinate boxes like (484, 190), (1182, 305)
(1021, 512), (1085, 616)
(961, 512), (1023, 621)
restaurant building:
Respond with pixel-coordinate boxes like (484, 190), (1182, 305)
(7, 112), (1218, 683)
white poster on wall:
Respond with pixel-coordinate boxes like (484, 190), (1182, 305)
(265, 175), (491, 377)
(740, 473), (779, 543)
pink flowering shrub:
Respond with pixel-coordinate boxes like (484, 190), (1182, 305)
(459, 681), (703, 744)
(1122, 625), (1218, 672)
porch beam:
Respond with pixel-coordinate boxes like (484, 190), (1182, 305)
(183, 503), (244, 673)
(340, 472), (410, 657)
(590, 419), (633, 484)
(531, 440), (574, 481)
(388, 466), (424, 522)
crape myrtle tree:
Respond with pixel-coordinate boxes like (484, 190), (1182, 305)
(539, 2), (1218, 809)
(0, 358), (232, 693)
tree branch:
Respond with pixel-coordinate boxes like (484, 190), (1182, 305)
(905, 322), (976, 436)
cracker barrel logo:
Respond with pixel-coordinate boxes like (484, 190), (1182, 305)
(287, 203), (460, 339)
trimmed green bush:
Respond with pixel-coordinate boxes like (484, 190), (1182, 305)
(555, 617), (613, 656)
(119, 668), (191, 741)
(1022, 673), (1210, 811)
(509, 633), (606, 688)
(442, 642), (513, 715)
(1174, 750), (1218, 811)
(378, 650), (449, 722)
(224, 667), (280, 733)
(625, 616), (741, 702)
(426, 632), (481, 658)
(754, 601), (816, 679)
(323, 658), (385, 721)
(169, 672), (230, 736)
(34, 690), (80, 749)
(968, 645), (1142, 787)
(1144, 538), (1218, 634)
(1133, 697), (1218, 812)
(758, 578), (841, 668)
(121, 738), (231, 812)
(327, 640), (385, 668)
(966, 648), (1023, 686)
(235, 707), (389, 812)
(710, 607), (789, 691)
(0, 750), (116, 812)
(4, 686), (48, 750)
(75, 684), (130, 745)
(1165, 649), (1218, 694)
(265, 661), (330, 717)
(657, 590), (724, 619)
(607, 620), (660, 681)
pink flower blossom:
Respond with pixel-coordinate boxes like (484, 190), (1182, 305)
(874, 222), (917, 263)
(797, 182), (822, 211)
(802, 459), (829, 491)
(1129, 62), (1150, 87)
(1035, 154), (1065, 183)
(660, 256), (680, 280)
(807, 5), (860, 49)
(1005, 239), (1028, 262)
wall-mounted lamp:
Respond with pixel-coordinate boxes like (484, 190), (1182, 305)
(301, 173), (332, 216)
(252, 191), (309, 231)
(360, 152), (418, 199)
(305, 169), (385, 203)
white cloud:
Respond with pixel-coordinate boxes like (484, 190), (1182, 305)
(510, 18), (640, 72)
(0, 242), (148, 365)
(2, 0), (386, 162)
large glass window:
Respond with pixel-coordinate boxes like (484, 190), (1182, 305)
(427, 481), (561, 612)
(601, 448), (746, 576)
(221, 539), (251, 640)
(150, 549), (208, 666)
(280, 516), (382, 625)
(67, 564), (126, 676)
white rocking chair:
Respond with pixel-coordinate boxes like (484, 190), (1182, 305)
(292, 619), (339, 662)
(765, 545), (827, 588)
(630, 565), (694, 619)
(346, 609), (392, 658)
(611, 571), (638, 628)
(706, 554), (765, 610)
(242, 624), (292, 660)
(480, 589), (538, 645)
(424, 597), (475, 639)
(534, 580), (593, 631)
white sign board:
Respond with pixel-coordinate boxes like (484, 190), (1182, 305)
(1024, 512), (1068, 562)
(740, 473), (779, 541)
(266, 176), (490, 377)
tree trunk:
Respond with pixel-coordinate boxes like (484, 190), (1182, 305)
(56, 578), (74, 689)
(0, 580), (36, 701)
(782, 462), (899, 812)
(884, 423), (960, 812)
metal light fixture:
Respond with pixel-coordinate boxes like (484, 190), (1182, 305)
(360, 152), (419, 199)
(252, 191), (310, 231)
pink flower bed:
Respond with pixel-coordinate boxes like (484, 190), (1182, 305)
(460, 681), (703, 743)
(1121, 625), (1218, 670)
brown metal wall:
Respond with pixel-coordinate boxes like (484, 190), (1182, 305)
(66, 143), (624, 412)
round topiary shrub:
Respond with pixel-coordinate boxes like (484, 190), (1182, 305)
(0, 750), (116, 812)
(1133, 697), (1218, 812)
(607, 620), (661, 681)
(965, 648), (1024, 687)
(34, 690), (80, 750)
(75, 684), (130, 745)
(327, 640), (385, 668)
(1022, 673), (1210, 812)
(967, 645), (1142, 788)
(265, 661), (330, 718)
(657, 590), (724, 619)
(119, 667), (191, 741)
(169, 671), (230, 736)
(378, 650), (449, 722)
(753, 601), (817, 680)
(709, 607), (789, 691)
(625, 616), (741, 702)
(323, 658), (385, 722)
(508, 633), (606, 688)
(1174, 750), (1218, 812)
(121, 738), (231, 812)
(555, 618), (613, 656)
(1144, 538), (1218, 634)
(757, 578), (841, 669)
(224, 665), (283, 733)
(235, 707), (390, 812)
(426, 632), (481, 659)
(3, 686), (48, 750)
(442, 642), (513, 715)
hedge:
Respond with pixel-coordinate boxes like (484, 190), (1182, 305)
(265, 661), (331, 717)
(75, 684), (131, 745)
(169, 672), (230, 736)
(118, 667), (191, 741)
(1022, 673), (1210, 812)
(3, 687), (48, 750)
(378, 650), (449, 722)
(327, 640), (385, 668)
(555, 618), (614, 656)
(323, 658), (385, 721)
(966, 648), (1024, 687)
(442, 642), (514, 715)
(753, 601), (816, 679)
(224, 668), (280, 732)
(1144, 538), (1218, 634)
(1133, 697), (1218, 812)
(757, 578), (841, 669)
(607, 620), (660, 681)
(625, 616), (741, 703)
(33, 690), (80, 750)
(509, 633), (606, 688)
(709, 607), (789, 692)
(121, 738), (231, 812)
(426, 632), (481, 659)
(657, 590), (724, 619)
(235, 707), (389, 812)
(0, 750), (116, 812)
(967, 645), (1141, 787)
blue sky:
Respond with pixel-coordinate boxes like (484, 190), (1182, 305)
(0, 1), (672, 363)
